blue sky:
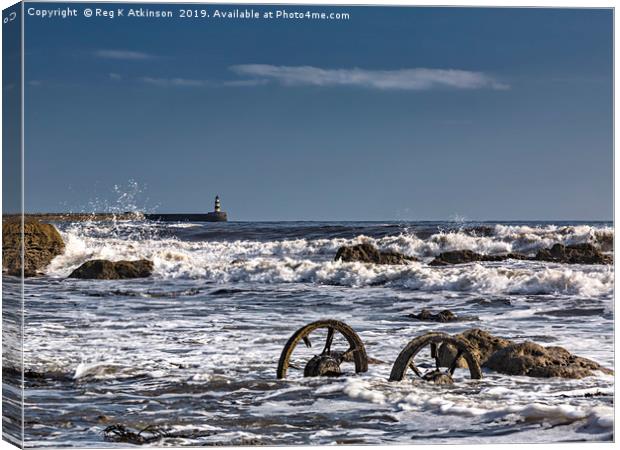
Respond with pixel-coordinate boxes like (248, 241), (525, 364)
(22, 4), (612, 220)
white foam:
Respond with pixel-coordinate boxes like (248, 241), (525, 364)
(73, 361), (121, 380)
(47, 222), (614, 277)
(395, 389), (613, 429)
(45, 223), (613, 296)
(342, 379), (386, 404)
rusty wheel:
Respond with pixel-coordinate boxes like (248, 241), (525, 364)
(276, 319), (368, 379)
(389, 332), (482, 383)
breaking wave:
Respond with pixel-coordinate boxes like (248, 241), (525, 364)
(43, 221), (613, 296)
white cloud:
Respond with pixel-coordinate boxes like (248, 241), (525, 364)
(139, 77), (268, 88)
(222, 79), (269, 87)
(95, 49), (153, 60)
(109, 73), (122, 81)
(229, 64), (509, 90)
(140, 77), (210, 87)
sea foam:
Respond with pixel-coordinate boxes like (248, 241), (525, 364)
(45, 222), (613, 296)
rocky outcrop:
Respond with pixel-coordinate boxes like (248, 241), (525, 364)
(438, 328), (510, 368)
(462, 226), (495, 237)
(595, 232), (613, 252)
(484, 341), (613, 379)
(408, 309), (478, 323)
(429, 250), (527, 266)
(438, 328), (612, 378)
(534, 243), (612, 265)
(69, 259), (153, 280)
(335, 243), (417, 265)
(430, 243), (611, 266)
(2, 219), (65, 277)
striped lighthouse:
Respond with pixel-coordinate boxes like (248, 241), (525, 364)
(205, 194), (227, 221)
(214, 195), (221, 212)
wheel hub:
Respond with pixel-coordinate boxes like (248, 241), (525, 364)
(304, 355), (342, 377)
(421, 369), (454, 385)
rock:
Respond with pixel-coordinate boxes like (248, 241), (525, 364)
(594, 232), (613, 252)
(2, 219), (65, 277)
(462, 226), (496, 237)
(429, 243), (611, 266)
(534, 243), (612, 265)
(429, 250), (527, 266)
(408, 309), (478, 323)
(438, 328), (511, 368)
(69, 259), (153, 279)
(335, 243), (417, 265)
(437, 328), (612, 378)
(483, 341), (614, 379)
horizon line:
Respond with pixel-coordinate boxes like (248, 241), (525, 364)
(4, 212), (613, 223)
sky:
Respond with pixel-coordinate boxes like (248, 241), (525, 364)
(18, 4), (613, 221)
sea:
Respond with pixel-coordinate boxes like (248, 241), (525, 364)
(2, 219), (615, 446)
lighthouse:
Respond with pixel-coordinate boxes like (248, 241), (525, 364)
(205, 194), (228, 222)
(142, 194), (228, 222)
(214, 195), (221, 212)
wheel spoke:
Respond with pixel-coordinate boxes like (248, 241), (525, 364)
(448, 349), (464, 375)
(388, 332), (482, 383)
(322, 327), (335, 355)
(302, 336), (312, 348)
(430, 343), (440, 370)
(278, 319), (369, 379)
(339, 345), (361, 363)
(409, 362), (423, 378)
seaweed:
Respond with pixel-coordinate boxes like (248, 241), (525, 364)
(102, 424), (218, 445)
(102, 424), (171, 445)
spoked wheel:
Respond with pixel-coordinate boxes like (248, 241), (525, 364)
(276, 319), (368, 379)
(389, 332), (482, 384)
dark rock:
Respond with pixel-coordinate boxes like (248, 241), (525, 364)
(429, 243), (611, 266)
(429, 250), (528, 266)
(438, 329), (612, 378)
(462, 226), (496, 237)
(2, 219), (65, 277)
(483, 341), (614, 379)
(335, 243), (417, 265)
(465, 297), (512, 307)
(438, 328), (511, 368)
(534, 243), (612, 265)
(408, 309), (478, 323)
(594, 232), (613, 252)
(69, 259), (153, 280)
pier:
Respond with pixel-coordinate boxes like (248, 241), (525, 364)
(11, 195), (229, 223)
